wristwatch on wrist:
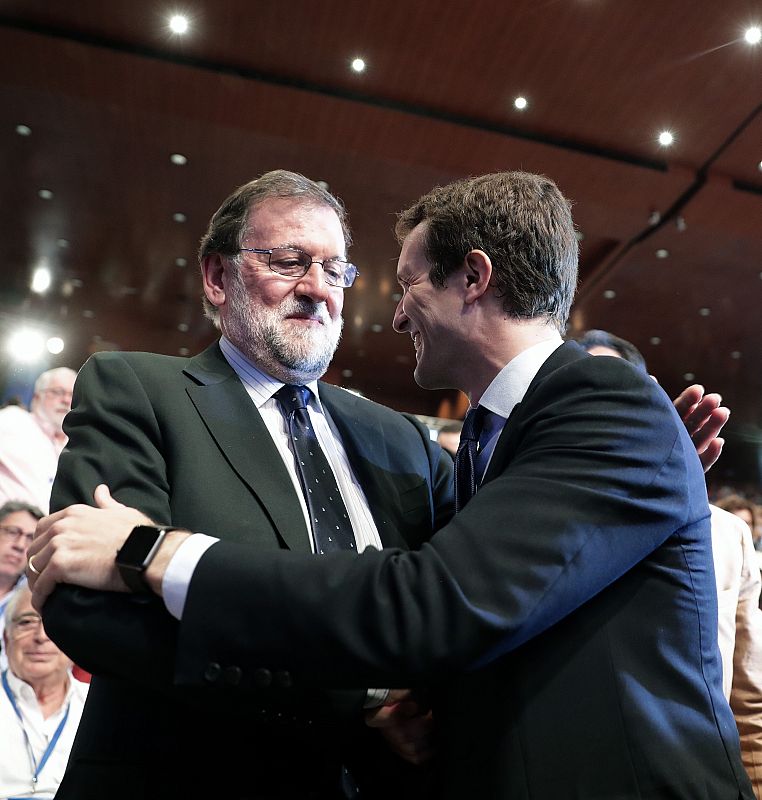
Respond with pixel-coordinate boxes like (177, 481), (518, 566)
(115, 525), (180, 594)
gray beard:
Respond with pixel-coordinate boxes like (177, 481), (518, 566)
(224, 271), (343, 384)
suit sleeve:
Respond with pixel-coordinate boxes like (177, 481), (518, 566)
(729, 522), (762, 798)
(43, 353), (180, 685)
(175, 357), (702, 689)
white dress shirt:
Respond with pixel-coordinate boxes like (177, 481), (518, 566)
(162, 337), (382, 619)
(0, 670), (88, 799)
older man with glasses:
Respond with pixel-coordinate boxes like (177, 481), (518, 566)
(0, 368), (77, 513)
(1, 585), (88, 799)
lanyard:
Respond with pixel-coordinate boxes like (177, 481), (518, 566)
(2, 669), (70, 784)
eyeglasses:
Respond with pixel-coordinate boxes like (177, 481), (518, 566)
(239, 247), (359, 289)
(0, 525), (35, 546)
(10, 613), (43, 636)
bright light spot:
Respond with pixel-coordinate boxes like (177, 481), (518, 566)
(758, 160), (762, 172)
(38, 188), (53, 200)
(699, 307), (711, 317)
(514, 96), (528, 110)
(744, 26), (761, 44)
(170, 153), (187, 165)
(47, 336), (65, 355)
(649, 337), (661, 345)
(575, 230), (585, 242)
(173, 212), (187, 223)
(655, 248), (669, 259)
(603, 289), (616, 299)
(31, 267), (51, 294)
(731, 350), (742, 359)
(370, 323), (383, 333)
(175, 257), (187, 267)
(658, 131), (674, 147)
(57, 238), (69, 248)
(7, 329), (45, 363)
(341, 369), (353, 378)
(15, 124), (31, 136)
(684, 372), (695, 381)
(169, 14), (189, 34)
(351, 58), (366, 73)
(177, 322), (189, 332)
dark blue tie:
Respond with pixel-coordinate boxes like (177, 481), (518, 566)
(454, 405), (489, 512)
(275, 385), (356, 554)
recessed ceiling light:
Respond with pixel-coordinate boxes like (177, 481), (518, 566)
(173, 212), (187, 223)
(179, 346), (190, 356)
(351, 57), (366, 73)
(175, 257), (187, 267)
(513, 96), (528, 110)
(758, 160), (762, 172)
(169, 14), (189, 34)
(699, 307), (711, 316)
(177, 322), (189, 332)
(658, 131), (674, 147)
(731, 350), (742, 359)
(574, 230), (585, 242)
(316, 180), (330, 191)
(649, 337), (661, 345)
(683, 372), (695, 381)
(655, 248), (669, 259)
(603, 289), (616, 299)
(391, 292), (402, 302)
(57, 238), (69, 248)
(170, 153), (187, 165)
(47, 336), (65, 355)
(370, 323), (383, 333)
(82, 309), (96, 319)
(15, 124), (31, 136)
(31, 267), (51, 293)
(744, 26), (761, 44)
(341, 369), (353, 378)
(38, 188), (53, 200)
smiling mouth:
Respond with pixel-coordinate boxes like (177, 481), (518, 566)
(287, 314), (324, 325)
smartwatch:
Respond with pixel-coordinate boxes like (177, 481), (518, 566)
(115, 525), (181, 594)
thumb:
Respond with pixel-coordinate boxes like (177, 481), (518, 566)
(93, 484), (125, 509)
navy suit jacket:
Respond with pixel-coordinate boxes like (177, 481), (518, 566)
(44, 342), (453, 799)
(174, 342), (754, 799)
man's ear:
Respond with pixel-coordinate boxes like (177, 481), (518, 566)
(201, 254), (227, 309)
(462, 250), (493, 304)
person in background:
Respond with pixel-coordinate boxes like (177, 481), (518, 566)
(1, 585), (88, 799)
(0, 501), (43, 667)
(718, 494), (760, 550)
(580, 328), (762, 797)
(436, 422), (462, 457)
(0, 368), (77, 514)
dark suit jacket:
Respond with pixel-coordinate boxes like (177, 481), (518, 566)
(44, 342), (453, 800)
(173, 342), (754, 799)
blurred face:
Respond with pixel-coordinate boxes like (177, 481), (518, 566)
(393, 222), (462, 390)
(4, 592), (72, 685)
(0, 510), (36, 586)
(733, 508), (754, 530)
(215, 198), (345, 384)
(34, 372), (75, 432)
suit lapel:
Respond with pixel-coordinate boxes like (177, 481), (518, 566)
(183, 343), (311, 553)
(319, 385), (411, 550)
(482, 341), (589, 485)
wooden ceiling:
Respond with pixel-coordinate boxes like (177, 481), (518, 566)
(0, 1), (760, 480)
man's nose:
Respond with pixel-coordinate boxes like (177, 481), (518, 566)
(392, 298), (409, 333)
(294, 263), (331, 302)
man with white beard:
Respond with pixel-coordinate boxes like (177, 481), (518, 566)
(37, 170), (453, 800)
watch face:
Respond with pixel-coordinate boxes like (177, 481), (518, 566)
(116, 526), (163, 568)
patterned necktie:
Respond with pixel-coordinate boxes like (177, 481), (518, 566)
(274, 385), (356, 554)
(454, 405), (489, 512)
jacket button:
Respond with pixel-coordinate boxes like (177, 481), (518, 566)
(274, 670), (293, 689)
(253, 668), (272, 688)
(203, 662), (222, 683)
(224, 666), (243, 686)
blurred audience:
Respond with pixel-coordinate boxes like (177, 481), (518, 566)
(1, 586), (88, 799)
(0, 500), (43, 669)
(436, 421), (462, 457)
(718, 494), (761, 551)
(0, 368), (77, 513)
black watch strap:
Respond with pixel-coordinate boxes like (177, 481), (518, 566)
(115, 525), (181, 594)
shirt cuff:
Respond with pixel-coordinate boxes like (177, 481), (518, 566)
(162, 533), (219, 620)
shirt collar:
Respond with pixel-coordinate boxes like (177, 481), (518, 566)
(219, 336), (322, 409)
(478, 333), (564, 420)
(5, 667), (74, 706)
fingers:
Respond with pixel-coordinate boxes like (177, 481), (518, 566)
(673, 384), (704, 419)
(699, 438), (725, 474)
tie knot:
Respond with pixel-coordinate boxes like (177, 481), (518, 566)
(459, 405), (488, 444)
(275, 384), (311, 412)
